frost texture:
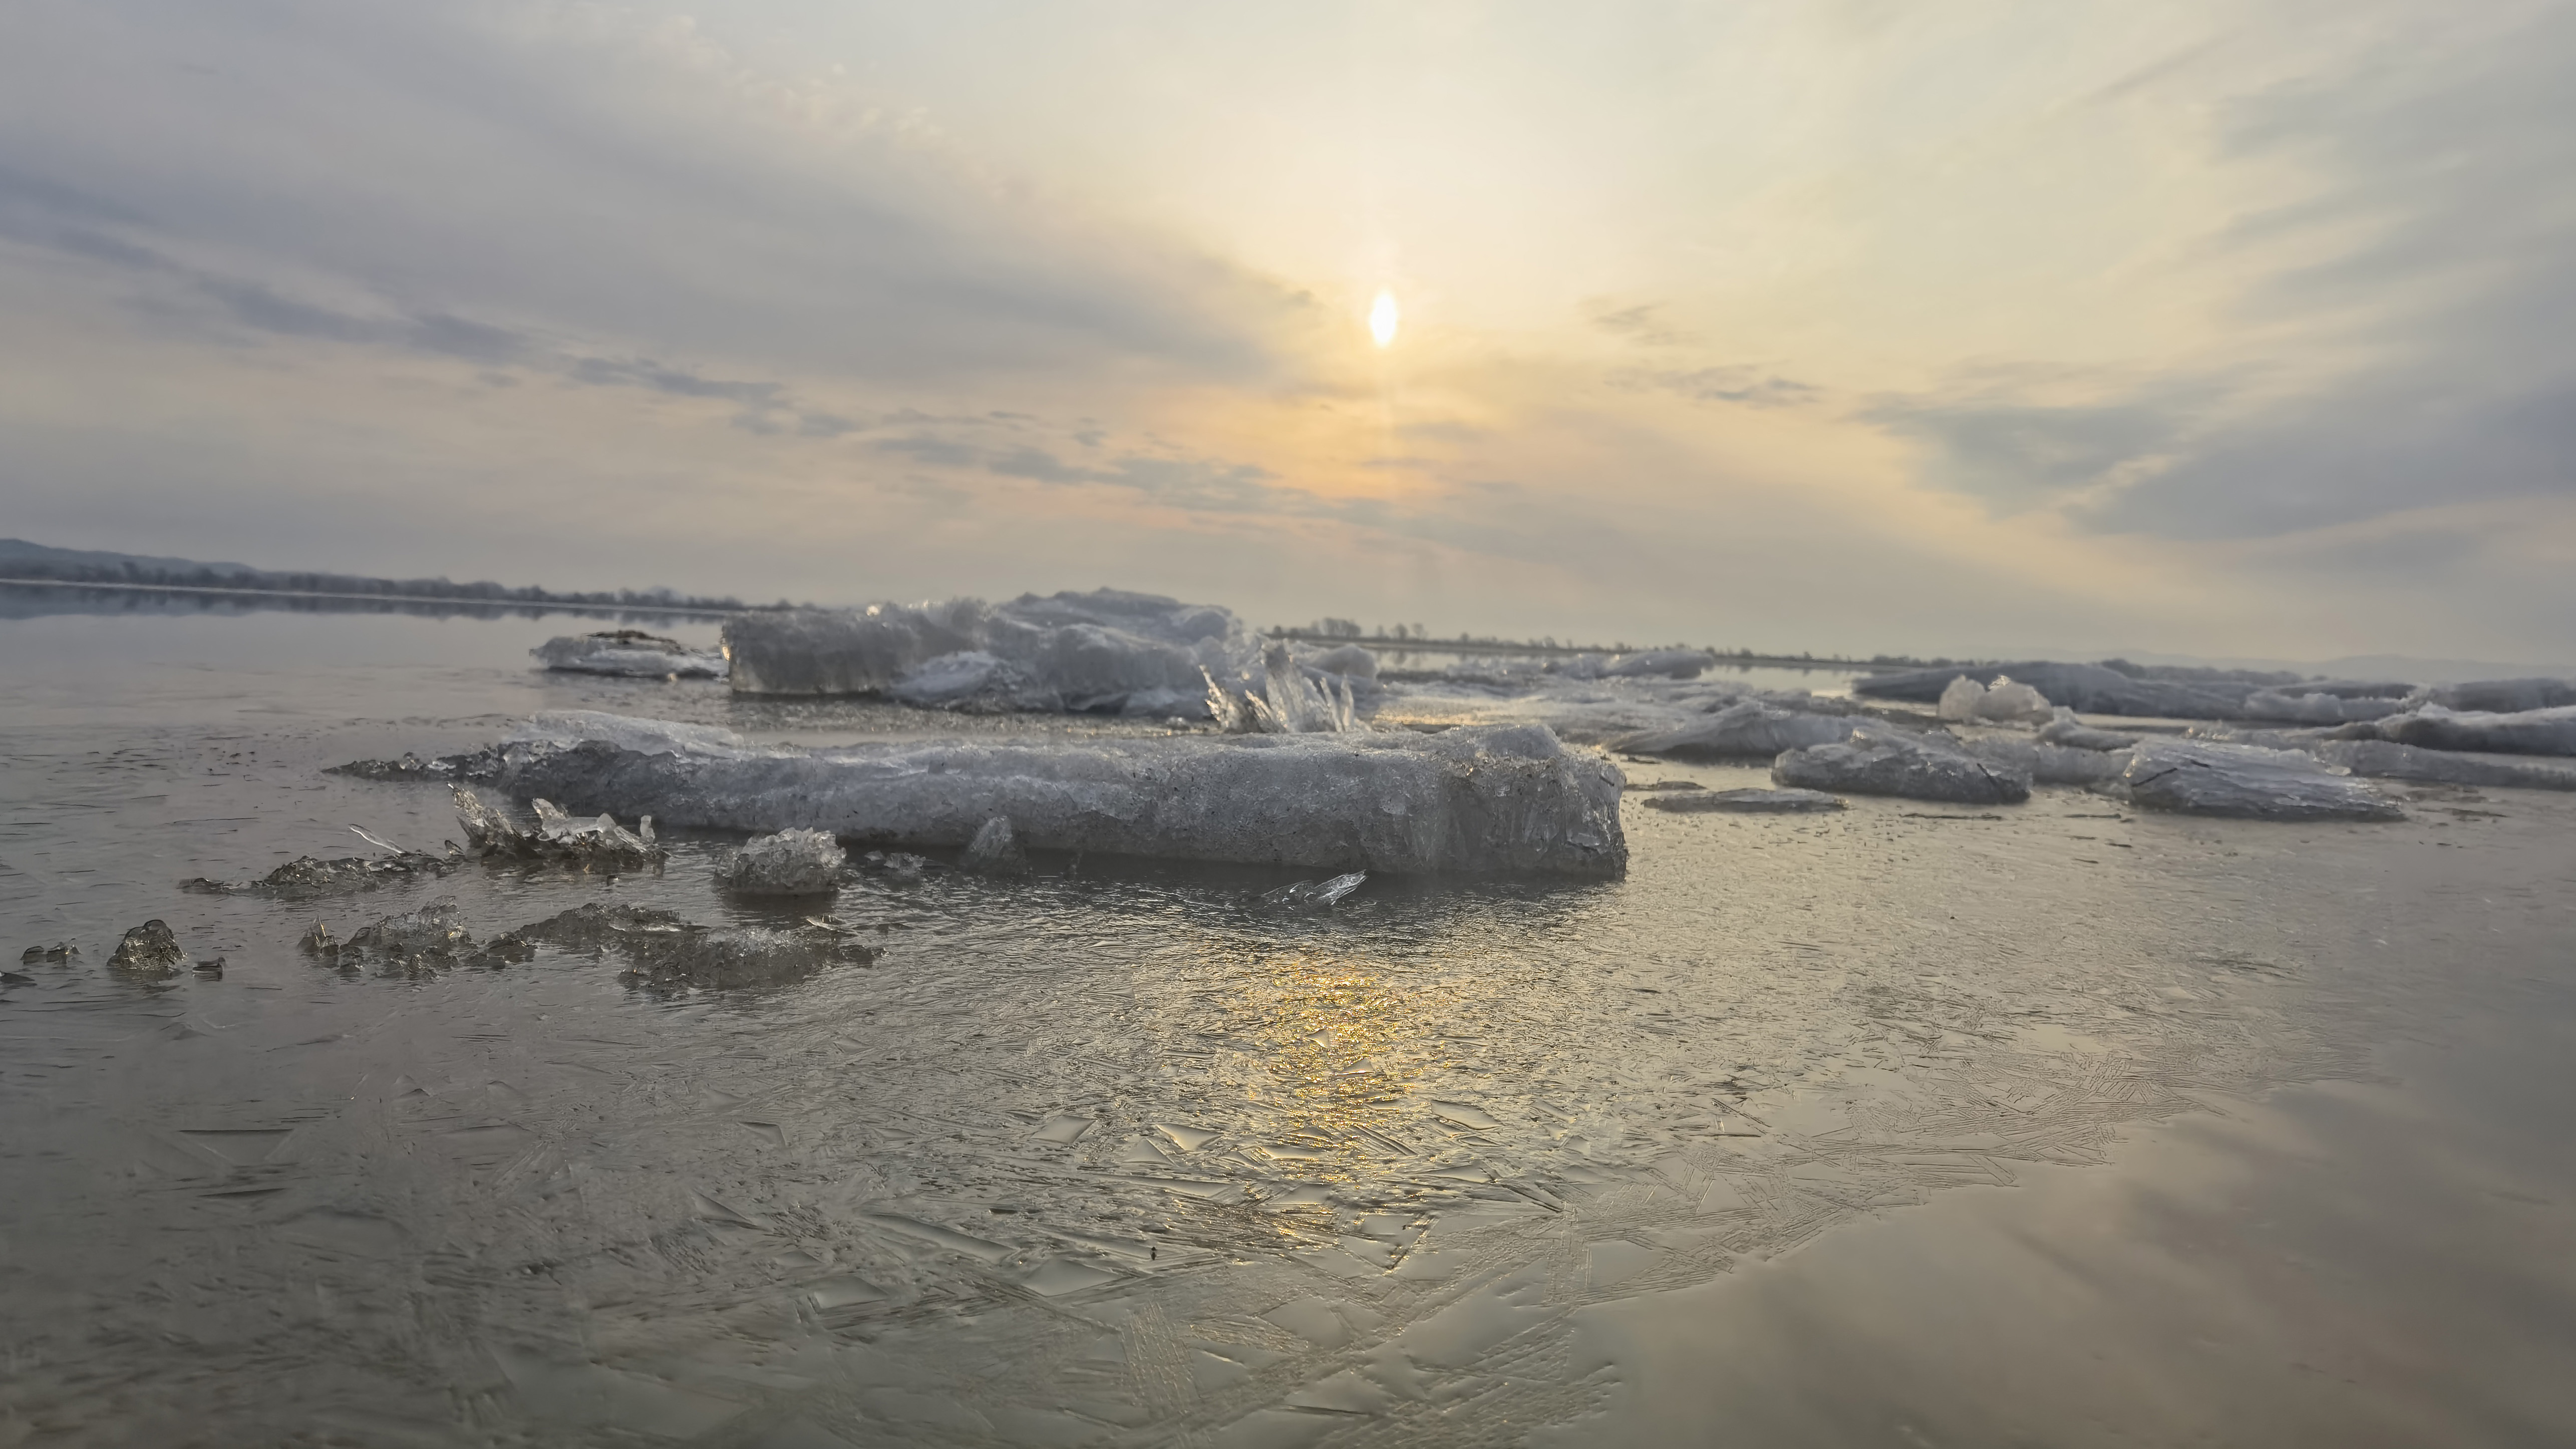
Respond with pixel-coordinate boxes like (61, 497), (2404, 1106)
(2351, 704), (2576, 757)
(1642, 787), (1844, 813)
(722, 589), (1252, 717)
(1773, 726), (2032, 804)
(2119, 741), (2400, 820)
(716, 829), (845, 896)
(1608, 700), (1857, 759)
(488, 710), (1626, 877)
(531, 630), (725, 679)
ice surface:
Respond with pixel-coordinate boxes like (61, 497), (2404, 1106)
(1963, 737), (2131, 785)
(2118, 741), (2401, 820)
(530, 630), (725, 679)
(1642, 787), (1844, 813)
(2422, 677), (2576, 713)
(1858, 662), (2247, 718)
(106, 919), (188, 977)
(1772, 725), (2032, 804)
(723, 589), (1254, 716)
(2036, 708), (2143, 751)
(1608, 700), (1857, 759)
(483, 710), (1626, 876)
(715, 828), (845, 896)
(453, 787), (665, 870)
(2315, 739), (2576, 791)
(960, 815), (1031, 875)
(1939, 675), (2053, 724)
(2241, 689), (2410, 724)
(2355, 704), (2576, 756)
(501, 902), (878, 990)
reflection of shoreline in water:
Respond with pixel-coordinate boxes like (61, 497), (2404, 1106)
(0, 578), (733, 625)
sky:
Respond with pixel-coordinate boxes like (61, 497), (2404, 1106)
(4, 0), (2571, 663)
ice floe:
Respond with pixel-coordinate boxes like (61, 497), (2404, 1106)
(2344, 704), (2576, 757)
(2117, 741), (2401, 820)
(1773, 725), (2032, 804)
(481, 710), (1625, 877)
(531, 630), (725, 679)
(2315, 739), (2576, 790)
(1607, 699), (1858, 759)
(1857, 662), (2255, 719)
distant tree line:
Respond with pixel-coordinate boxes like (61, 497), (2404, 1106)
(1, 557), (764, 614)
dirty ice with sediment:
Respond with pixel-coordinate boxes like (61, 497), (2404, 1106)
(5, 582), (2575, 1444)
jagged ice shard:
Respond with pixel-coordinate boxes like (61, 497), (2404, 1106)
(484, 712), (1626, 877)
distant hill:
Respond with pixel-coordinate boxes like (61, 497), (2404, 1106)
(0, 538), (753, 614)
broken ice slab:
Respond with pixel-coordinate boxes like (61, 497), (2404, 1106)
(1607, 700), (1858, 759)
(1962, 737), (2130, 786)
(1772, 725), (2031, 805)
(1855, 661), (2255, 718)
(107, 920), (189, 978)
(484, 711), (1626, 877)
(2315, 739), (2576, 791)
(2349, 704), (2576, 757)
(714, 828), (845, 896)
(1642, 787), (1843, 813)
(530, 630), (725, 679)
(319, 897), (523, 976)
(2119, 741), (2402, 820)
(2419, 677), (2576, 713)
(183, 844), (463, 898)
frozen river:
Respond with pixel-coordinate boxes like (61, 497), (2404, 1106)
(3, 599), (2571, 1446)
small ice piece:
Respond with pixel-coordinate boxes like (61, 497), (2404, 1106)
(2036, 707), (2141, 751)
(333, 897), (501, 975)
(1608, 700), (1856, 759)
(298, 921), (338, 957)
(486, 711), (1624, 876)
(716, 828), (846, 896)
(1939, 675), (2052, 724)
(1773, 725), (2031, 804)
(2355, 704), (2576, 757)
(181, 845), (464, 898)
(960, 816), (1031, 876)
(1643, 787), (1844, 813)
(2421, 678), (2576, 713)
(2119, 741), (2401, 820)
(531, 630), (726, 679)
(453, 787), (665, 870)
(2315, 740), (2576, 791)
(2240, 689), (2410, 724)
(106, 920), (189, 977)
(1262, 871), (1367, 907)
(19, 942), (79, 964)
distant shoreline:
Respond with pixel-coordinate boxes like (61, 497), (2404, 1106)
(0, 576), (739, 619)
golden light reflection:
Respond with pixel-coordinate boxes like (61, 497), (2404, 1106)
(1240, 950), (1444, 1155)
(1368, 290), (1400, 348)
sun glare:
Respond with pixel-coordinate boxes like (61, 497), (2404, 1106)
(1368, 291), (1400, 348)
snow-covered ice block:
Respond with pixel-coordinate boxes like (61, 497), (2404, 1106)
(1772, 726), (2031, 804)
(482, 712), (1624, 877)
(532, 631), (725, 679)
(1608, 700), (1856, 758)
(717, 829), (845, 896)
(2119, 741), (2400, 820)
(2360, 704), (2576, 756)
(2316, 740), (2576, 791)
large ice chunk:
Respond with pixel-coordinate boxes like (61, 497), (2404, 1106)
(716, 829), (846, 896)
(1608, 700), (1856, 758)
(2315, 740), (2576, 791)
(1773, 725), (2031, 804)
(481, 711), (1624, 877)
(722, 590), (1254, 717)
(2119, 741), (2400, 820)
(1857, 662), (2245, 718)
(2353, 704), (2576, 756)
(532, 630), (725, 679)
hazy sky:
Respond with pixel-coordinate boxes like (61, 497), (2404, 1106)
(5, 0), (2570, 661)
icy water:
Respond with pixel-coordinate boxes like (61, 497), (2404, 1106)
(3, 604), (2573, 1446)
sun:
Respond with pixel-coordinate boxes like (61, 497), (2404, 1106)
(1368, 290), (1400, 349)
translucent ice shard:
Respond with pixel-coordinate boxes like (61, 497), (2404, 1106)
(531, 630), (725, 678)
(1772, 725), (2032, 804)
(1609, 700), (1857, 759)
(2119, 741), (2401, 820)
(960, 816), (1031, 876)
(1261, 871), (1367, 907)
(485, 711), (1625, 876)
(454, 787), (664, 870)
(715, 828), (846, 896)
